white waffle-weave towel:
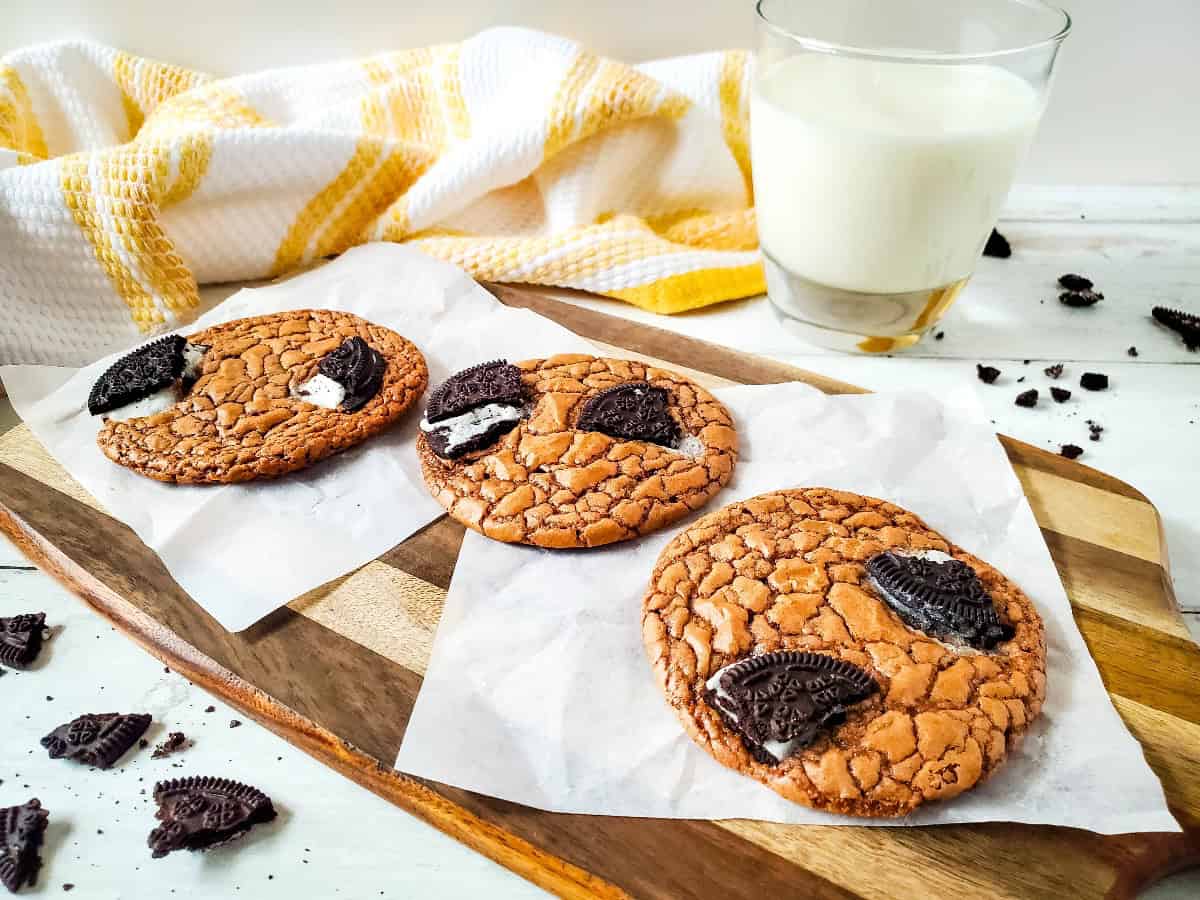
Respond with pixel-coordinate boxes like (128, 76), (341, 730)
(0, 28), (762, 365)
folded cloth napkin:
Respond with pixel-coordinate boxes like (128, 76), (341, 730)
(0, 28), (763, 366)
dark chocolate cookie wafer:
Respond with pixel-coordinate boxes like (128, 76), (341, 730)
(148, 777), (276, 858)
(0, 613), (46, 669)
(417, 355), (737, 548)
(643, 488), (1045, 817)
(41, 713), (152, 769)
(866, 551), (1015, 649)
(315, 336), (387, 412)
(706, 651), (879, 765)
(88, 335), (192, 415)
(0, 799), (48, 894)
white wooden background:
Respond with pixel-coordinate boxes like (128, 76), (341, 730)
(1, 185), (1197, 898)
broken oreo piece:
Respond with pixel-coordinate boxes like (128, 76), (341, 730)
(1080, 372), (1109, 391)
(1058, 273), (1093, 291)
(1152, 306), (1200, 351)
(1015, 389), (1038, 408)
(1044, 363), (1064, 379)
(1059, 289), (1103, 308)
(575, 382), (680, 447)
(316, 337), (386, 412)
(705, 651), (877, 765)
(0, 799), (49, 894)
(88, 335), (188, 415)
(1050, 387), (1071, 403)
(982, 228), (1011, 259)
(0, 613), (46, 669)
(425, 360), (525, 423)
(1127, 346), (1139, 358)
(41, 713), (152, 769)
(976, 364), (1001, 384)
(148, 777), (276, 858)
(866, 551), (1015, 650)
(152, 733), (188, 760)
(1060, 444), (1084, 460)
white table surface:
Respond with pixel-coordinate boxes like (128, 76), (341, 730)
(2, 184), (1197, 898)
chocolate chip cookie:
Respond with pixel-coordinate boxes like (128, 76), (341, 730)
(417, 355), (738, 548)
(642, 488), (1046, 817)
(93, 310), (427, 484)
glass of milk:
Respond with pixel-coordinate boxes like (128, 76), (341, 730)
(753, 0), (1070, 352)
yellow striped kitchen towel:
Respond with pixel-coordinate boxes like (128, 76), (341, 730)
(0, 29), (763, 366)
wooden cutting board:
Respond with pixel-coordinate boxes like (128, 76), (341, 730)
(0, 285), (1197, 900)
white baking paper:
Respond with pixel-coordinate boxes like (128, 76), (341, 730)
(0, 243), (593, 631)
(396, 383), (1178, 834)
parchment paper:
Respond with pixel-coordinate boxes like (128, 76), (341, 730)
(396, 383), (1178, 834)
(0, 243), (592, 631)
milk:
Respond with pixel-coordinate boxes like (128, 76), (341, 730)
(752, 54), (1042, 297)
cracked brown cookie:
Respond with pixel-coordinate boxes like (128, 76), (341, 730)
(417, 355), (738, 548)
(94, 310), (427, 484)
(642, 488), (1046, 817)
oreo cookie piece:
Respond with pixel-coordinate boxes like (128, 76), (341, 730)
(575, 382), (680, 447)
(1152, 306), (1200, 351)
(866, 551), (1015, 650)
(0, 613), (46, 669)
(1060, 443), (1084, 460)
(1080, 372), (1109, 391)
(1044, 363), (1064, 379)
(982, 228), (1011, 259)
(41, 713), (152, 769)
(705, 651), (878, 765)
(148, 777), (276, 858)
(0, 799), (49, 894)
(1050, 387), (1071, 403)
(1058, 273), (1093, 291)
(1059, 289), (1103, 308)
(422, 403), (524, 460)
(425, 360), (525, 423)
(976, 364), (1000, 384)
(1014, 388), (1038, 408)
(316, 336), (387, 412)
(88, 335), (188, 415)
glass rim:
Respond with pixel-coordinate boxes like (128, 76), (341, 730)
(754, 0), (1071, 64)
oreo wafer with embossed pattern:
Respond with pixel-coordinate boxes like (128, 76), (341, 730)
(41, 713), (152, 769)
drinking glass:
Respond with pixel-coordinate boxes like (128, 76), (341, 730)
(753, 0), (1070, 352)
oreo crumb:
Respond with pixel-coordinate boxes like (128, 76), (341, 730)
(1017, 376), (1026, 383)
(1127, 346), (1139, 357)
(983, 228), (1011, 258)
(1051, 387), (1071, 403)
(203, 706), (215, 714)
(935, 331), (945, 341)
(1015, 389), (1039, 408)
(139, 739), (149, 749)
(64, 885), (75, 892)
(152, 732), (188, 760)
(1058, 274), (1093, 291)
(1023, 359), (1031, 365)
(1088, 421), (1104, 442)
(1044, 363), (1064, 379)
(229, 720), (242, 729)
(1080, 372), (1109, 391)
(1060, 444), (1084, 460)
(976, 364), (1001, 384)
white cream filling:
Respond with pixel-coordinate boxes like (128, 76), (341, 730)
(103, 341), (209, 421)
(704, 663), (796, 763)
(421, 403), (524, 455)
(292, 372), (347, 410)
(675, 434), (705, 458)
(105, 384), (184, 421)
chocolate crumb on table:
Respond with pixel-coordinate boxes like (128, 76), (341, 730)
(1080, 372), (1109, 391)
(1087, 420), (1105, 442)
(983, 228), (1011, 258)
(976, 364), (1001, 384)
(1044, 363), (1064, 379)
(1060, 444), (1084, 460)
(1015, 388), (1039, 408)
(152, 733), (188, 760)
(1059, 289), (1103, 307)
(935, 331), (945, 340)
(1051, 387), (1071, 403)
(1017, 376), (1026, 383)
(229, 720), (242, 729)
(1127, 346), (1139, 357)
